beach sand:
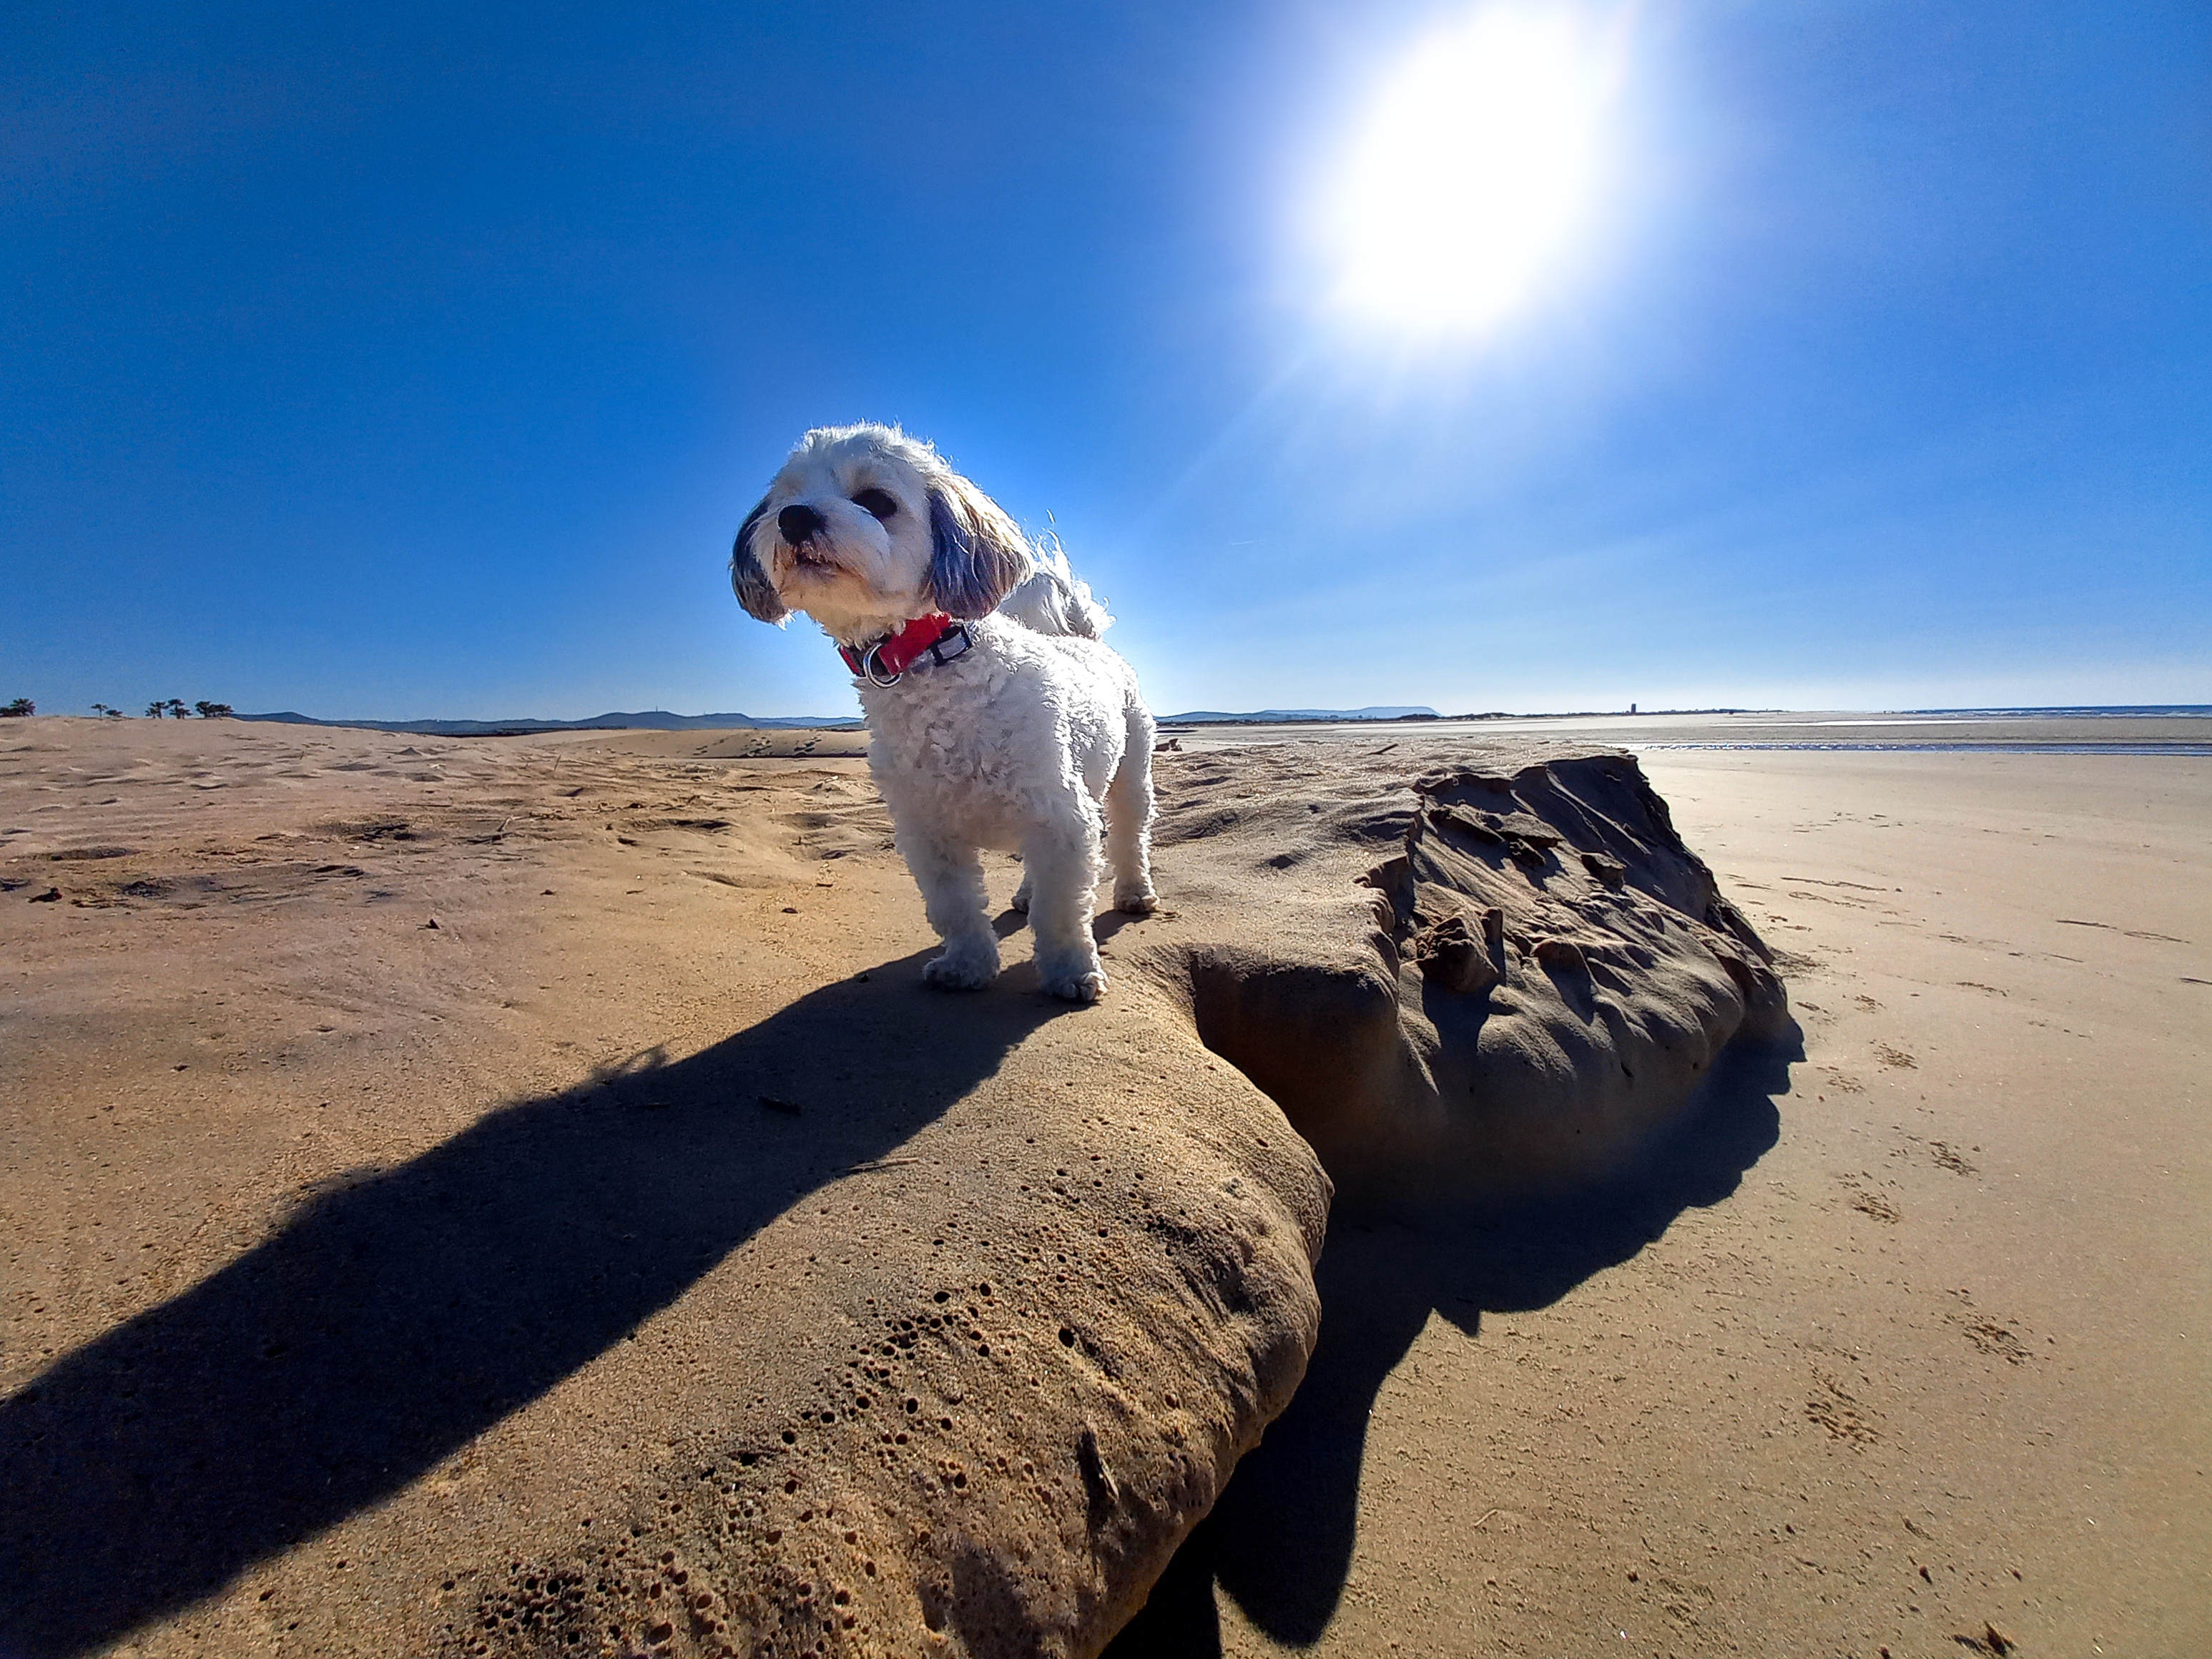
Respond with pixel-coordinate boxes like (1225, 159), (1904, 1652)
(3, 717), (2204, 1655)
(1115, 746), (2211, 1657)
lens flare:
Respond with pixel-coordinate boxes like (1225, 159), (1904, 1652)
(1320, 6), (1623, 333)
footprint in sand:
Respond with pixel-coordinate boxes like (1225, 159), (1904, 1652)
(1962, 1322), (2031, 1364)
(1842, 1178), (1901, 1223)
(1804, 1372), (1879, 1444)
(1947, 1290), (2033, 1364)
(1927, 1141), (1977, 1175)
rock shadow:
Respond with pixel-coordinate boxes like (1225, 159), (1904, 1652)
(1104, 1025), (1799, 1658)
(0, 950), (1071, 1659)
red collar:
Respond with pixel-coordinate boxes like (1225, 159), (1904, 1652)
(837, 613), (973, 686)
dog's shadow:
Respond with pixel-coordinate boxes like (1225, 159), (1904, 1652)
(0, 949), (1072, 1659)
(1104, 1029), (1799, 1657)
(991, 902), (1149, 942)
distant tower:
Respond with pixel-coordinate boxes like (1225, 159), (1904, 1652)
(1629, 701), (1637, 715)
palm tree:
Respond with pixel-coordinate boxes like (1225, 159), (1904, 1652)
(91, 703), (113, 717)
(145, 701), (167, 718)
(164, 699), (189, 720)
(194, 701), (235, 719)
(1, 698), (33, 719)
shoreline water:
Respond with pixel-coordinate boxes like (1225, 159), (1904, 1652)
(1169, 708), (2211, 757)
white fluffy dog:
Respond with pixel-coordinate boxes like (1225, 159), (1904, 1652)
(731, 424), (1156, 1003)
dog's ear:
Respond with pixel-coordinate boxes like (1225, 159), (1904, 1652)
(927, 473), (1033, 619)
(730, 495), (789, 624)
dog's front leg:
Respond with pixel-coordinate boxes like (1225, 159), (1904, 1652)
(1023, 817), (1106, 1003)
(1105, 716), (1158, 915)
(899, 829), (999, 990)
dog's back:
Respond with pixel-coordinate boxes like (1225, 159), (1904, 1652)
(995, 541), (1112, 640)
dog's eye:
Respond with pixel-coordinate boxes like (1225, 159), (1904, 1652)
(852, 488), (898, 522)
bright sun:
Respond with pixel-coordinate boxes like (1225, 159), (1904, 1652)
(1321, 6), (1621, 334)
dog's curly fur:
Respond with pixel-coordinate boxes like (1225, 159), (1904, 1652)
(732, 424), (1156, 1002)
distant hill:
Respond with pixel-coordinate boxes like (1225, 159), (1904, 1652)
(1158, 706), (1442, 725)
(240, 709), (862, 737)
(240, 704), (1448, 737)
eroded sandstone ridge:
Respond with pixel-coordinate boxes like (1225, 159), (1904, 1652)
(0, 722), (1327, 1659)
(1137, 742), (1787, 1199)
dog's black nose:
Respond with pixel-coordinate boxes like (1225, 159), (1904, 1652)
(778, 504), (824, 546)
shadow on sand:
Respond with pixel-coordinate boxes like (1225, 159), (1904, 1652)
(1104, 1025), (1801, 1658)
(0, 949), (1073, 1659)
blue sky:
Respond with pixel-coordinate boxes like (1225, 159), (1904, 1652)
(5, 1), (2206, 719)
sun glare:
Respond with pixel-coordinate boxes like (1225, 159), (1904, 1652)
(1321, 6), (1623, 334)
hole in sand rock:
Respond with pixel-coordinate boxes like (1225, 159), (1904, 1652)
(1059, 1327), (1076, 1347)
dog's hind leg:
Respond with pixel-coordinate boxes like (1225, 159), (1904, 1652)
(1105, 707), (1158, 915)
(900, 830), (1000, 990)
(1023, 812), (1107, 1003)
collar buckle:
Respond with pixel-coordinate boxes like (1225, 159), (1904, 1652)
(859, 641), (905, 687)
(840, 616), (972, 687)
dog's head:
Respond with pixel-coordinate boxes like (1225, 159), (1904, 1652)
(731, 425), (1033, 642)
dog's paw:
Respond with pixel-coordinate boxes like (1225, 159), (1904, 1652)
(1009, 881), (1032, 915)
(923, 942), (997, 991)
(1114, 884), (1158, 915)
(1040, 966), (1106, 1004)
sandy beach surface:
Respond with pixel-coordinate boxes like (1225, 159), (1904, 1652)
(3, 714), (2205, 1657)
(1114, 741), (2211, 1658)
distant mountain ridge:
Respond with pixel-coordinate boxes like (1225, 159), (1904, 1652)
(239, 705), (1450, 737)
(241, 709), (862, 737)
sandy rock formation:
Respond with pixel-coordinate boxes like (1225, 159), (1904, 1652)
(1135, 742), (1787, 1200)
(0, 722), (1326, 1659)
(2, 1005), (1326, 1659)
